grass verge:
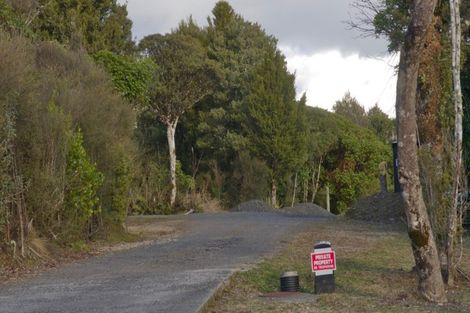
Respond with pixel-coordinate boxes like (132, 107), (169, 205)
(204, 218), (470, 313)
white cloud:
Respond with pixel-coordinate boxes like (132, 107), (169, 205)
(281, 47), (399, 117)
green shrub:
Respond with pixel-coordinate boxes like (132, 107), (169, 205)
(63, 129), (104, 242)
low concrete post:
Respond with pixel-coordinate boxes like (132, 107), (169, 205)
(311, 241), (336, 294)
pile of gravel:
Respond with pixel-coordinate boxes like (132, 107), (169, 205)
(346, 192), (405, 223)
(281, 203), (335, 218)
(230, 200), (273, 212)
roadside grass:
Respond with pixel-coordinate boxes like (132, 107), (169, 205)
(204, 218), (470, 313)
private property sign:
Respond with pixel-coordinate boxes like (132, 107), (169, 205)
(311, 251), (336, 272)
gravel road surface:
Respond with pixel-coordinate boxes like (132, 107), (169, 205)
(0, 212), (329, 313)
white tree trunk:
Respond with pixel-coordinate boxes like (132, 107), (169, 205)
(271, 177), (277, 208)
(446, 0), (463, 287)
(166, 121), (178, 207)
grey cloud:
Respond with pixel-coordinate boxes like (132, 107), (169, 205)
(125, 0), (389, 56)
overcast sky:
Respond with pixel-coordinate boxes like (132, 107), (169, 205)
(123, 0), (398, 116)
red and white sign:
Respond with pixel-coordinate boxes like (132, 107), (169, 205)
(311, 251), (336, 272)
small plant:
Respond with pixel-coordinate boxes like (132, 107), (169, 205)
(63, 129), (104, 242)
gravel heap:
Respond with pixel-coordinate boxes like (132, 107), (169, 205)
(346, 192), (405, 223)
(281, 203), (335, 218)
(230, 200), (273, 212)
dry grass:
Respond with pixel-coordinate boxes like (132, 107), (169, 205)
(204, 219), (470, 313)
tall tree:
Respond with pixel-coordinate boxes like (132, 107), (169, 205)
(139, 32), (217, 207)
(243, 49), (307, 208)
(195, 1), (277, 153)
(396, 0), (446, 303)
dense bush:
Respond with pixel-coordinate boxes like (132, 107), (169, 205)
(0, 33), (137, 250)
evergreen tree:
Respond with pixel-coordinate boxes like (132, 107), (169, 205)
(243, 49), (307, 208)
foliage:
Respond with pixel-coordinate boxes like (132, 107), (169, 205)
(92, 50), (156, 107)
(129, 153), (170, 216)
(0, 100), (15, 249)
(367, 104), (394, 142)
(306, 107), (390, 213)
(0, 0), (29, 34)
(373, 0), (410, 52)
(225, 151), (270, 207)
(140, 31), (218, 127)
(176, 161), (195, 193)
(242, 49), (307, 205)
(0, 34), (137, 252)
(109, 158), (132, 225)
(333, 91), (368, 128)
(64, 129), (104, 242)
(175, 1), (279, 198)
(31, 0), (135, 55)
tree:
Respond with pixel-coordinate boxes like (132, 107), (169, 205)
(333, 91), (368, 127)
(349, 0), (410, 52)
(190, 0), (278, 174)
(92, 50), (155, 107)
(310, 109), (389, 213)
(31, 0), (134, 55)
(243, 49), (307, 208)
(395, 0), (446, 303)
(367, 104), (394, 142)
(140, 32), (217, 207)
(64, 129), (104, 242)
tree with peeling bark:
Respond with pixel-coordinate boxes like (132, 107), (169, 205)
(396, 0), (447, 303)
(140, 30), (217, 207)
(447, 0), (463, 287)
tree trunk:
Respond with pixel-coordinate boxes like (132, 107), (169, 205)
(446, 0), (463, 287)
(303, 179), (308, 203)
(396, 0), (447, 303)
(311, 157), (322, 203)
(271, 177), (277, 208)
(166, 120), (178, 207)
(291, 173), (298, 207)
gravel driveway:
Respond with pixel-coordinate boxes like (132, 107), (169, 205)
(0, 212), (330, 313)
